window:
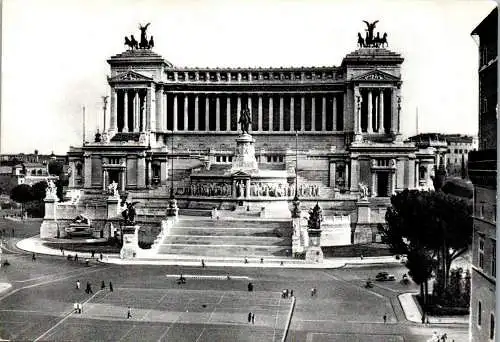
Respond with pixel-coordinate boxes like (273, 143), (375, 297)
(492, 241), (496, 278)
(491, 314), (495, 340)
(479, 238), (485, 269)
(478, 301), (482, 326)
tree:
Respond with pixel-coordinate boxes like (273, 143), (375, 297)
(431, 166), (447, 191)
(32, 181), (48, 201)
(48, 160), (64, 176)
(406, 247), (435, 318)
(382, 189), (472, 296)
(10, 184), (33, 217)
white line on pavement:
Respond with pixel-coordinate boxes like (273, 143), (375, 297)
(34, 289), (103, 342)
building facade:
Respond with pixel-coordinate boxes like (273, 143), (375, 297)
(55, 26), (436, 242)
(469, 7), (497, 342)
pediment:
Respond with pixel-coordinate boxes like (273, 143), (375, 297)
(108, 70), (153, 82)
(353, 69), (399, 82)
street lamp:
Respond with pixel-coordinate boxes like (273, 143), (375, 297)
(170, 130), (174, 199)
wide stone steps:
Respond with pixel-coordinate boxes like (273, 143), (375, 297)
(175, 219), (289, 229)
(157, 244), (288, 257)
(169, 227), (283, 237)
(163, 235), (290, 246)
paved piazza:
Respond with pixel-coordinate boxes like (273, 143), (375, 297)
(0, 231), (467, 342)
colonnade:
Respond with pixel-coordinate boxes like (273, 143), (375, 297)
(109, 87), (343, 133)
(354, 87), (399, 134)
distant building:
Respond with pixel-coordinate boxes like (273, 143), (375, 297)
(408, 133), (478, 178)
(469, 7), (497, 342)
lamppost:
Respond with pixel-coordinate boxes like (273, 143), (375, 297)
(102, 96), (109, 132)
(166, 129), (178, 217)
(291, 130), (301, 217)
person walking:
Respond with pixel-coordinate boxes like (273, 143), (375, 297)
(60, 247), (64, 256)
(101, 281), (106, 290)
(127, 307), (132, 319)
(290, 290), (294, 297)
(109, 281), (113, 292)
(74, 253), (78, 262)
(100, 253), (103, 261)
(91, 250), (95, 258)
(76, 280), (81, 290)
(32, 253), (36, 261)
(251, 313), (255, 324)
(248, 312), (252, 323)
(383, 314), (387, 323)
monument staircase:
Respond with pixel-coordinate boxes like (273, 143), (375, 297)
(156, 215), (292, 258)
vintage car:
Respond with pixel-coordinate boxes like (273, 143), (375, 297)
(375, 272), (396, 281)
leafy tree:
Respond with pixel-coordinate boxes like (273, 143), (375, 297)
(382, 189), (472, 295)
(406, 247), (435, 317)
(32, 181), (48, 201)
(10, 184), (33, 217)
(48, 160), (64, 176)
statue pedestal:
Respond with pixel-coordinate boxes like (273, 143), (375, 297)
(107, 195), (120, 218)
(120, 225), (140, 259)
(230, 133), (258, 174)
(356, 200), (371, 224)
(305, 246), (324, 263)
(166, 198), (179, 218)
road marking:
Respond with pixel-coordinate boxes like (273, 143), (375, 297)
(272, 294), (282, 342)
(320, 271), (385, 299)
(118, 324), (137, 342)
(34, 289), (103, 342)
(0, 266), (110, 302)
(166, 274), (251, 280)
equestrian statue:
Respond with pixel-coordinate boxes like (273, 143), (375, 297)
(357, 20), (388, 48)
(124, 23), (154, 50)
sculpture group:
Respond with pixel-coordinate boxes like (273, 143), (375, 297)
(357, 20), (388, 48)
(124, 23), (154, 50)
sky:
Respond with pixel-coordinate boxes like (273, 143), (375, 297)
(1, 0), (496, 154)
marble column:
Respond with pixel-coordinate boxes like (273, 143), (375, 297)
(374, 94), (379, 132)
(258, 95), (263, 131)
(121, 170), (126, 191)
(345, 162), (350, 189)
(408, 157), (416, 189)
(367, 90), (373, 133)
(226, 96), (231, 132)
(110, 88), (117, 133)
(147, 88), (154, 131)
(173, 94), (178, 132)
(268, 96), (274, 131)
(163, 92), (168, 131)
(194, 95), (199, 131)
(102, 170), (108, 191)
(237, 95), (242, 130)
(379, 90), (384, 133)
(184, 94), (189, 131)
(300, 95), (305, 131)
(332, 96), (337, 131)
(290, 96), (295, 131)
(245, 179), (250, 198)
(247, 96), (252, 130)
(391, 172), (396, 195)
(321, 96), (326, 131)
(69, 161), (76, 188)
(354, 87), (361, 134)
(311, 96), (316, 131)
(124, 90), (129, 132)
(205, 95), (210, 131)
(391, 88), (397, 133)
(155, 86), (163, 131)
(329, 162), (336, 188)
(371, 171), (377, 197)
(216, 96), (221, 131)
(279, 96), (284, 131)
(134, 90), (140, 131)
(147, 160), (152, 187)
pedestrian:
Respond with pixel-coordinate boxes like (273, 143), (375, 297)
(85, 259), (90, 267)
(248, 282), (253, 292)
(91, 250), (95, 258)
(201, 259), (205, 268)
(100, 253), (103, 261)
(244, 257), (248, 264)
(76, 280), (81, 290)
(441, 333), (447, 341)
(86, 282), (93, 294)
(60, 247), (64, 256)
(11, 228), (14, 237)
(101, 280), (106, 290)
(290, 290), (294, 297)
(248, 312), (252, 323)
(285, 289), (289, 298)
(74, 302), (78, 313)
(383, 314), (387, 323)
(360, 254), (364, 260)
(251, 313), (255, 324)
(421, 314), (425, 324)
(127, 306), (132, 319)
(260, 258), (264, 264)
(109, 281), (113, 292)
(280, 261), (284, 266)
(32, 253), (36, 261)
(75, 253), (78, 261)
(78, 303), (82, 314)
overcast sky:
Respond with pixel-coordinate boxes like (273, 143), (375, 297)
(1, 0), (496, 154)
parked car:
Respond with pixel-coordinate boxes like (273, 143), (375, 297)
(375, 272), (395, 281)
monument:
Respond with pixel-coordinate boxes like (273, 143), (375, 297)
(305, 202), (324, 263)
(230, 107), (258, 174)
